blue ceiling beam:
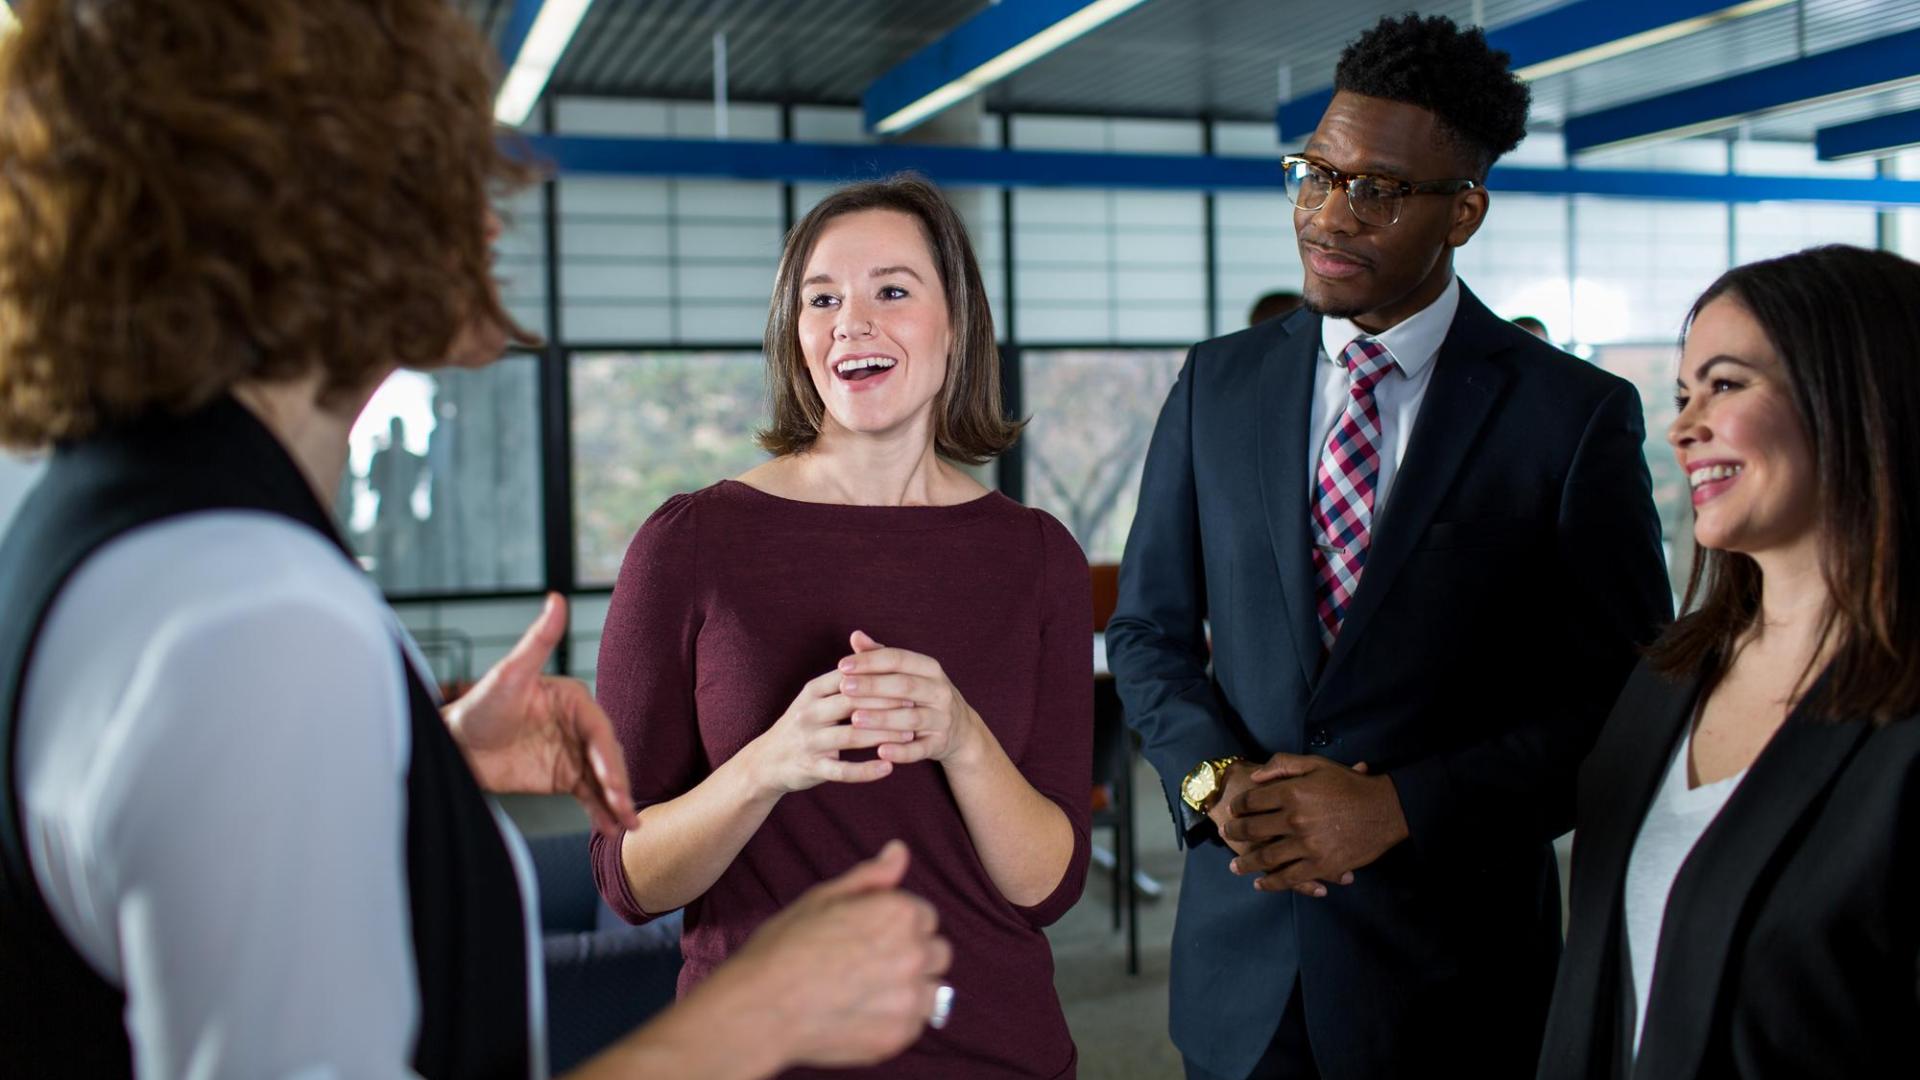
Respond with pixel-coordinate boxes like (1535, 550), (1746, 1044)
(1565, 26), (1920, 154)
(517, 134), (1920, 205)
(862, 0), (1151, 135)
(496, 0), (544, 69)
(1277, 0), (1793, 141)
(1816, 107), (1920, 162)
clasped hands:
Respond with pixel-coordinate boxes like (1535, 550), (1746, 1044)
(750, 630), (981, 795)
(1210, 754), (1410, 898)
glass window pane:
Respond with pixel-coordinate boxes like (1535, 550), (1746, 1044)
(1588, 344), (1691, 598)
(571, 350), (770, 586)
(337, 357), (544, 595)
(1021, 349), (1185, 562)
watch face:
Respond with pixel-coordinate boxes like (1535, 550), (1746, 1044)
(1183, 766), (1214, 806)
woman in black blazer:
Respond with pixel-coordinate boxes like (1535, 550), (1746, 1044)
(1538, 244), (1920, 1079)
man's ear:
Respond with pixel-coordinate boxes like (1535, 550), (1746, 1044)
(1448, 187), (1490, 249)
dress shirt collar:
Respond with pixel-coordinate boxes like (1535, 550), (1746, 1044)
(1318, 273), (1461, 379)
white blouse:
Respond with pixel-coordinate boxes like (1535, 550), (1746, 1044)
(1622, 718), (1747, 1059)
(16, 511), (546, 1079)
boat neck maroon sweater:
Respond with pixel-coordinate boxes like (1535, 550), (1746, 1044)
(590, 480), (1093, 1079)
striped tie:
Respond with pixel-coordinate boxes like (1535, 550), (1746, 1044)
(1310, 337), (1397, 652)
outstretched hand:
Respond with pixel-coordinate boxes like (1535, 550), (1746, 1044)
(443, 593), (637, 837)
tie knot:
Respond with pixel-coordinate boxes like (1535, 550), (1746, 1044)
(1340, 337), (1397, 392)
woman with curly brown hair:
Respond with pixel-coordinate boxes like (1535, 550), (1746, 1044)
(0, 2), (946, 1077)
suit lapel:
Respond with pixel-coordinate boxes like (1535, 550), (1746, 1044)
(1555, 666), (1700, 1079)
(1256, 314), (1324, 688)
(1636, 671), (1870, 1078)
(1317, 289), (1510, 688)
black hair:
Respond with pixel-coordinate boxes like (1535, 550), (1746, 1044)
(1332, 14), (1530, 178)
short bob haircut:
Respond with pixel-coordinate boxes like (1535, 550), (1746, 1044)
(759, 173), (1020, 464)
(1651, 244), (1920, 725)
(0, 0), (538, 452)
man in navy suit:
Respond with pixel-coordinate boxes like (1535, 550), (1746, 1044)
(1106, 15), (1672, 1079)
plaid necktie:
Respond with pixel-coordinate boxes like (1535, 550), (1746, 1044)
(1310, 337), (1398, 652)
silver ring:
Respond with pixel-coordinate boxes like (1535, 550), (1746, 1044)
(929, 983), (956, 1030)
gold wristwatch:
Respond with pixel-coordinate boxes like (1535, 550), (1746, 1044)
(1180, 756), (1244, 813)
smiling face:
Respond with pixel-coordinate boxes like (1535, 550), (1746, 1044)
(1295, 91), (1488, 333)
(1670, 294), (1819, 559)
(796, 209), (952, 445)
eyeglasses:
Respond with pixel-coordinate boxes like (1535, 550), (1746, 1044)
(1280, 156), (1479, 228)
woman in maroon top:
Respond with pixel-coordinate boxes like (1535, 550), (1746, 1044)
(591, 175), (1092, 1078)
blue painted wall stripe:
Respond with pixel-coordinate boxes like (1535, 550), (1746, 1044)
(516, 135), (1920, 205)
(1565, 26), (1920, 153)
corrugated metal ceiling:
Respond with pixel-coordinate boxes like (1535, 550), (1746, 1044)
(455, 0), (1920, 140)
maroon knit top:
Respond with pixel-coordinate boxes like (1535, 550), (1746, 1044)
(590, 480), (1093, 1079)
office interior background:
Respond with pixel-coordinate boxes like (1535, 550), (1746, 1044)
(4, 0), (1919, 685)
(0, 0), (1907, 692)
(2, 0), (1918, 1072)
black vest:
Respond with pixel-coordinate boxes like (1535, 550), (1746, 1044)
(0, 397), (531, 1077)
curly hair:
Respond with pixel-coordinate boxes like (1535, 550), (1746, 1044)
(0, 0), (539, 451)
(1333, 14), (1530, 178)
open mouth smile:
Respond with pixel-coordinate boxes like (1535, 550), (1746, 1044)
(1688, 462), (1743, 505)
(834, 356), (897, 382)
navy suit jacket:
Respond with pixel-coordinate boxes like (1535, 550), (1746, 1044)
(1538, 660), (1920, 1079)
(1107, 286), (1672, 1078)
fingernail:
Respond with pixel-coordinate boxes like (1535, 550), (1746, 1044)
(850, 713), (867, 726)
(1229, 860), (1241, 874)
(841, 677), (859, 692)
(1314, 886), (1327, 898)
(839, 657), (856, 672)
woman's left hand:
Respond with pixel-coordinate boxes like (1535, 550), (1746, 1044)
(838, 631), (982, 767)
(443, 593), (638, 837)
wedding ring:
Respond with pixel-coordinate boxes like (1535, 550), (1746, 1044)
(929, 983), (956, 1030)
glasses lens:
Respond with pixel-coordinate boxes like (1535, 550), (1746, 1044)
(1285, 162), (1331, 210)
(1346, 178), (1400, 226)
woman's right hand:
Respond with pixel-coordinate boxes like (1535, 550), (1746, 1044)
(745, 668), (913, 795)
(722, 841), (952, 1068)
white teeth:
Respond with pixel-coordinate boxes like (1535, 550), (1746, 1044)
(1688, 464), (1743, 488)
(835, 357), (897, 374)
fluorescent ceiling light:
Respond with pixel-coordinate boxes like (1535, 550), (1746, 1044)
(493, 0), (595, 127)
(873, 0), (1152, 135)
(1512, 0), (1794, 81)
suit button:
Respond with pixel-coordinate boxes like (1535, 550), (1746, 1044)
(1307, 728), (1331, 749)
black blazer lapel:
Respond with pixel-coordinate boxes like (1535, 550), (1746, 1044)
(1318, 287), (1510, 688)
(1256, 313), (1325, 688)
(1634, 673), (1871, 1078)
(1540, 663), (1700, 1080)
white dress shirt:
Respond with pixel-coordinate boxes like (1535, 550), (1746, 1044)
(1622, 719), (1746, 1060)
(1307, 274), (1461, 521)
(17, 511), (546, 1079)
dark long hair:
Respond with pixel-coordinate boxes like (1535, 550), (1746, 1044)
(1649, 245), (1920, 724)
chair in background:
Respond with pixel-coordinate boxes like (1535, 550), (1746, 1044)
(1089, 562), (1143, 975)
(525, 830), (684, 1073)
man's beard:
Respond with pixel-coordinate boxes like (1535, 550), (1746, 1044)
(1302, 289), (1365, 320)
